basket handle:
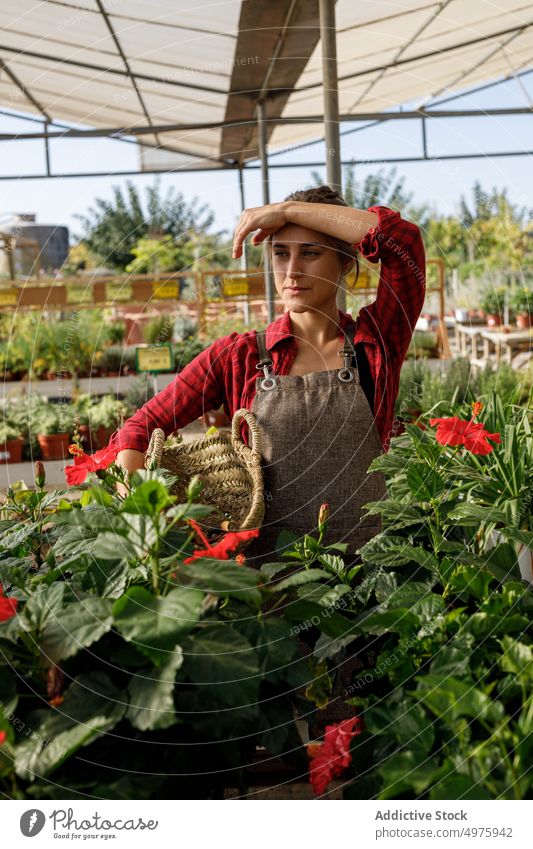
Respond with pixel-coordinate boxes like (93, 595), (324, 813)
(145, 427), (166, 469)
(231, 408), (262, 457)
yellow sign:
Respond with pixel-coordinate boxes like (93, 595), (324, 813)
(0, 287), (18, 306)
(136, 344), (173, 373)
(346, 266), (371, 290)
(223, 278), (249, 297)
(105, 281), (133, 302)
(66, 285), (93, 304)
(153, 282), (179, 299)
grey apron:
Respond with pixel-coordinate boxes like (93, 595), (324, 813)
(244, 321), (388, 570)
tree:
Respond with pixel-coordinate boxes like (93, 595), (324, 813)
(75, 179), (215, 270)
(311, 163), (414, 212)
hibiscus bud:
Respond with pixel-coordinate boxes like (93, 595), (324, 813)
(471, 401), (483, 419)
(34, 461), (46, 488)
(318, 503), (329, 533)
(187, 475), (204, 501)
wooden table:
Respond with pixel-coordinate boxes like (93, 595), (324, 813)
(481, 327), (533, 365)
(453, 321), (532, 367)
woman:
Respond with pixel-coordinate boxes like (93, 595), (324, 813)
(108, 185), (426, 568)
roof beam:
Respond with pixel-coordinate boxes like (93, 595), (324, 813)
(2, 146), (533, 181)
(95, 0), (161, 149)
(414, 20), (530, 109)
(0, 56), (51, 122)
(348, 0), (454, 113)
(295, 20), (533, 92)
(0, 106), (530, 142)
(221, 0), (322, 163)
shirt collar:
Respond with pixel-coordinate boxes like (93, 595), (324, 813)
(264, 308), (375, 351)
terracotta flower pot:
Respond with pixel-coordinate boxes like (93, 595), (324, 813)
(95, 425), (114, 449)
(486, 314), (501, 327)
(37, 432), (71, 460)
(78, 424), (97, 452)
(516, 313), (531, 329)
(0, 437), (25, 464)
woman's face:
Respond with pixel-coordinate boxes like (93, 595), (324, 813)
(270, 223), (345, 315)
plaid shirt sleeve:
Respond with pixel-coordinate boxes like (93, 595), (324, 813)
(355, 205), (426, 363)
(107, 334), (234, 454)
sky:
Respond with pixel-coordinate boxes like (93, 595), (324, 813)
(1, 71), (533, 244)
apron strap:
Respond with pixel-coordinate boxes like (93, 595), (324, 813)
(255, 330), (272, 367)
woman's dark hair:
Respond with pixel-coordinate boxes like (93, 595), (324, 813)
(263, 184), (360, 286)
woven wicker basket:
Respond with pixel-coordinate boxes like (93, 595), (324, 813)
(144, 408), (265, 535)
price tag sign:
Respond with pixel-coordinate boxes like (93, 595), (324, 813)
(152, 282), (179, 299)
(0, 287), (18, 306)
(346, 266), (371, 289)
(66, 285), (93, 304)
(136, 343), (174, 374)
(223, 278), (249, 297)
(105, 281), (133, 302)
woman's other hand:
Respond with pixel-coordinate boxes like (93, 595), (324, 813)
(232, 202), (289, 258)
(115, 448), (145, 498)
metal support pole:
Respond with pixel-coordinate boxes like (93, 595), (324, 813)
(319, 0), (342, 192)
(238, 166), (250, 327)
(257, 101), (275, 324)
(319, 0), (345, 311)
(44, 121), (51, 176)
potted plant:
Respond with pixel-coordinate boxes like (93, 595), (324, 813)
(34, 402), (72, 460)
(479, 287), (507, 327)
(509, 286), (532, 329)
(0, 420), (25, 464)
(72, 393), (97, 452)
(101, 346), (124, 377)
(89, 395), (128, 448)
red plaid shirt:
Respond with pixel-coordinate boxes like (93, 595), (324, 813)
(107, 205), (426, 456)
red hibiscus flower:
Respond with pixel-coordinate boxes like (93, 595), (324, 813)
(429, 417), (501, 455)
(64, 445), (119, 486)
(183, 527), (260, 563)
(307, 716), (364, 796)
(0, 731), (6, 745)
(0, 584), (18, 622)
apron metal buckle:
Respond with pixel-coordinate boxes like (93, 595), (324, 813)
(337, 346), (356, 382)
(256, 361), (277, 390)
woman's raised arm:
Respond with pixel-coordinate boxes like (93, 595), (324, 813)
(232, 201), (378, 258)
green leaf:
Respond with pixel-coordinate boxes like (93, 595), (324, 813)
(22, 583), (68, 632)
(40, 598), (114, 663)
(407, 463), (445, 501)
(416, 674), (504, 724)
(120, 480), (173, 516)
(468, 612), (529, 638)
(0, 666), (18, 716)
(378, 750), (440, 798)
(183, 623), (260, 707)
(127, 649), (183, 731)
(180, 559), (262, 607)
(499, 636), (533, 682)
(358, 535), (439, 574)
(272, 567), (331, 592)
(317, 553), (346, 575)
(14, 672), (125, 780)
(354, 607), (420, 637)
(447, 504), (508, 526)
(363, 498), (425, 530)
(498, 527), (533, 549)
(429, 634), (474, 677)
(297, 583), (351, 608)
(113, 586), (204, 665)
(260, 562), (293, 579)
(429, 773), (492, 800)
(0, 521), (40, 552)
